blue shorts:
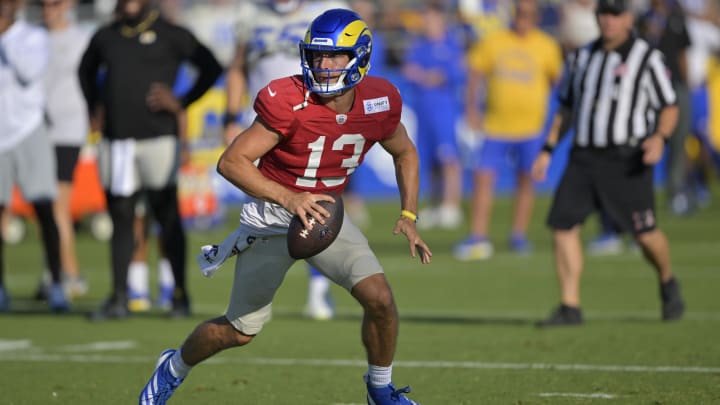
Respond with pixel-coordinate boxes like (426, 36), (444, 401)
(474, 135), (544, 174)
(690, 85), (708, 139)
(415, 104), (460, 166)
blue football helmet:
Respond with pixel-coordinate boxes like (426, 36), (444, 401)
(300, 9), (372, 96)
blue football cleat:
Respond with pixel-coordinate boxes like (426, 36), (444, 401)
(0, 286), (10, 313)
(453, 235), (493, 261)
(47, 283), (69, 313)
(139, 349), (184, 405)
(509, 235), (532, 255)
(366, 375), (420, 405)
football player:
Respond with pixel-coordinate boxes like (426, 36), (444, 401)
(224, 0), (349, 321)
(139, 9), (430, 405)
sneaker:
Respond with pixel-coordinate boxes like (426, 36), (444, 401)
(436, 205), (462, 230)
(89, 296), (129, 321)
(139, 349), (184, 405)
(536, 304), (583, 327)
(302, 294), (335, 321)
(509, 235), (532, 255)
(0, 286), (10, 313)
(47, 283), (70, 313)
(660, 277), (685, 321)
(416, 207), (438, 230)
(128, 297), (152, 312)
(168, 290), (191, 319)
(670, 192), (694, 216)
(365, 375), (420, 405)
(156, 285), (174, 311)
(63, 275), (89, 299)
(453, 236), (493, 261)
(586, 233), (623, 256)
(128, 286), (152, 312)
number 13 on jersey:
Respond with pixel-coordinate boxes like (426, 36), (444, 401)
(295, 134), (366, 188)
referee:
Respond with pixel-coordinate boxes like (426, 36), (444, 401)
(531, 0), (685, 326)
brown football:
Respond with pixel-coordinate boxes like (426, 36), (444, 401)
(287, 193), (344, 259)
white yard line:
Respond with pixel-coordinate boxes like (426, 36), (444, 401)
(0, 339), (31, 352)
(60, 341), (137, 352)
(539, 392), (618, 399)
(258, 306), (720, 322)
(0, 350), (718, 374)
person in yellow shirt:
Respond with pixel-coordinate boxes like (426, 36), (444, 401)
(455, 0), (562, 260)
(705, 54), (720, 155)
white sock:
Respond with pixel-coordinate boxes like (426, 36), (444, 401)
(157, 258), (175, 289)
(308, 275), (330, 307)
(367, 364), (392, 387)
(127, 262), (149, 296)
(168, 348), (191, 379)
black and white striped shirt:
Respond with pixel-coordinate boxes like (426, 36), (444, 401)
(559, 35), (676, 148)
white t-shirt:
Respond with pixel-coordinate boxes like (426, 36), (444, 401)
(234, 0), (348, 125)
(45, 24), (91, 147)
(181, 1), (239, 67)
(685, 16), (720, 89)
(0, 20), (49, 153)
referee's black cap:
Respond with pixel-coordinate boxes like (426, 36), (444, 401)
(597, 0), (629, 15)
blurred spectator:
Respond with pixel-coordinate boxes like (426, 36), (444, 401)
(558, 0), (599, 53)
(403, 1), (466, 230)
(457, 0), (512, 40)
(179, 0), (239, 67)
(683, 0), (720, 207)
(39, 0), (91, 300)
(455, 0), (562, 260)
(79, 0), (222, 321)
(126, 196), (175, 312)
(223, 0), (347, 321)
(0, 0), (69, 313)
(638, 0), (693, 215)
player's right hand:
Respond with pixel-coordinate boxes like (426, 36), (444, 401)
(531, 152), (551, 182)
(285, 192), (335, 230)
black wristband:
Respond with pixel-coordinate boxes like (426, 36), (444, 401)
(542, 142), (555, 154)
(222, 112), (240, 127)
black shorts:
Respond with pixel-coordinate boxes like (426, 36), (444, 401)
(55, 146), (81, 182)
(547, 147), (657, 235)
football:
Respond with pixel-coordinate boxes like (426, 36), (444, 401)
(287, 193), (344, 259)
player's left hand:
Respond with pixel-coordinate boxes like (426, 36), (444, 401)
(146, 82), (182, 114)
(393, 218), (432, 264)
(642, 133), (666, 165)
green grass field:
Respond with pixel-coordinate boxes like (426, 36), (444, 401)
(1, 191), (719, 404)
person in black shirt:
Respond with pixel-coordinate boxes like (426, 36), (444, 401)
(637, 0), (693, 214)
(79, 0), (222, 320)
(531, 0), (685, 326)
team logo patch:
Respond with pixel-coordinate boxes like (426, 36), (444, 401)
(363, 96), (390, 114)
(336, 114), (347, 125)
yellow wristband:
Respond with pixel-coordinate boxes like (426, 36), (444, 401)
(400, 210), (418, 223)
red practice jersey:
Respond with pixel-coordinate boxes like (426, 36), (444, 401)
(254, 75), (402, 194)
